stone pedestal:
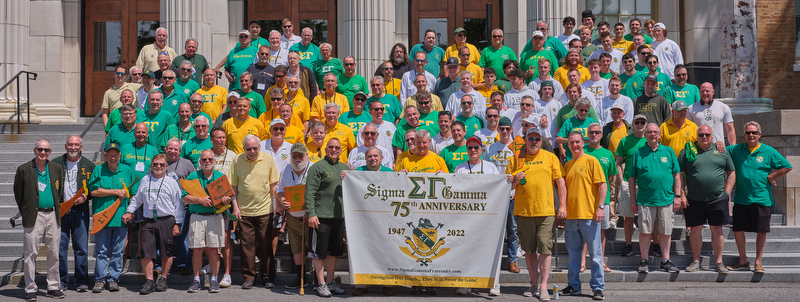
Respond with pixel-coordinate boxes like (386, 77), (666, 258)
(527, 0), (577, 38)
(733, 110), (800, 226)
(720, 0), (758, 98)
(162, 0), (212, 58)
(340, 0), (395, 78)
(0, 102), (43, 124)
(0, 0), (31, 103)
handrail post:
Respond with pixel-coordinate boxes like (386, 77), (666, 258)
(16, 78), (21, 134)
(26, 74), (31, 125)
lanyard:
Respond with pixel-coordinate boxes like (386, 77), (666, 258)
(291, 167), (308, 183)
(147, 176), (166, 218)
(466, 160), (483, 174)
(134, 145), (148, 163)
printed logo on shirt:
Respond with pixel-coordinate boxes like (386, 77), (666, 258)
(661, 156), (668, 163)
(281, 154), (288, 160)
(756, 156), (764, 163)
(385, 130), (393, 137)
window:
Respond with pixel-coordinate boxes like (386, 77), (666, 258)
(463, 18), (489, 50)
(419, 18), (448, 49)
(92, 22), (121, 71)
(301, 19), (329, 46)
(586, 0), (653, 27)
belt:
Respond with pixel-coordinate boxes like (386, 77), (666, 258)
(37, 207), (54, 212)
(192, 212), (216, 216)
(145, 215), (174, 221)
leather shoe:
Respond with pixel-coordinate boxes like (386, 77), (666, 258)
(508, 262), (520, 273)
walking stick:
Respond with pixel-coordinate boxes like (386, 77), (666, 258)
(300, 216), (306, 295)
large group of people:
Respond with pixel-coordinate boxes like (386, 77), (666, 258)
(14, 10), (792, 302)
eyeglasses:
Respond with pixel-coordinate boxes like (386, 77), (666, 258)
(536, 27), (547, 31)
(272, 127), (285, 131)
(353, 98), (366, 102)
(115, 72), (126, 76)
(194, 124), (208, 128)
(634, 121), (647, 125)
(415, 59), (427, 63)
(675, 73), (688, 77)
(132, 73), (142, 76)
(486, 114), (499, 119)
(467, 146), (482, 150)
(383, 67), (394, 70)
(418, 101), (431, 105)
(282, 25), (292, 28)
(199, 158), (214, 162)
(492, 35), (503, 38)
(180, 68), (192, 72)
(344, 63), (355, 66)
(460, 53), (470, 57)
(457, 33), (466, 37)
(151, 162), (167, 167)
(697, 133), (712, 137)
(499, 127), (512, 131)
(647, 61), (658, 65)
(239, 35), (249, 39)
(36, 148), (51, 153)
(405, 138), (415, 142)
(588, 130), (602, 135)
(275, 74), (286, 78)
(363, 132), (377, 136)
(370, 107), (384, 111)
(245, 147), (259, 152)
(745, 131), (760, 135)
(461, 102), (473, 105)
(526, 137), (542, 142)
(520, 103), (533, 107)
(326, 146), (341, 150)
(162, 76), (175, 80)
(370, 84), (382, 87)
(287, 81), (300, 85)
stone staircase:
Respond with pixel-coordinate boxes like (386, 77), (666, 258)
(1, 123), (799, 287)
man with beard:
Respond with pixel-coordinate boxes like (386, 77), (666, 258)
(287, 51), (318, 100)
(553, 48), (589, 89)
(246, 45), (276, 98)
(379, 61), (403, 100)
(374, 43), (414, 79)
(276, 143), (313, 289)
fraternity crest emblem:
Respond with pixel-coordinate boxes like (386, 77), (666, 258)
(661, 157), (668, 163)
(385, 130), (392, 137)
(399, 218), (450, 266)
(756, 156), (764, 163)
(501, 54), (509, 60)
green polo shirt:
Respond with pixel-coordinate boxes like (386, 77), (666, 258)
(629, 143), (680, 207)
(679, 143), (735, 202)
(224, 46), (258, 90)
(120, 143), (159, 191)
(190, 111), (212, 123)
(478, 45), (518, 79)
(312, 58), (344, 87)
(160, 123), (196, 149)
(181, 136), (213, 166)
(105, 107), (145, 132)
(175, 78), (201, 96)
(238, 90), (267, 119)
(356, 165), (393, 172)
(439, 144), (468, 173)
(142, 110), (173, 147)
(105, 124), (137, 149)
(336, 74), (369, 108)
(555, 104), (600, 130)
(409, 43), (446, 78)
(289, 42), (321, 68)
(727, 143), (792, 206)
(391, 123), (434, 151)
(36, 167), (55, 208)
(558, 116), (598, 159)
(89, 163), (135, 227)
(584, 146), (618, 205)
(615, 133), (647, 177)
(367, 94), (403, 124)
(398, 111), (440, 137)
(183, 170), (224, 214)
(456, 115), (484, 136)
(155, 88), (189, 116)
(519, 49), (558, 82)
(338, 110), (371, 137)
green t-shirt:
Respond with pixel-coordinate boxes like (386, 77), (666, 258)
(619, 71), (646, 100)
(144, 88), (188, 119)
(584, 146), (618, 205)
(174, 78), (201, 96)
(599, 71), (614, 79)
(36, 167), (55, 208)
(312, 58), (345, 88)
(338, 110), (372, 137)
(119, 143), (159, 190)
(439, 143), (468, 173)
(105, 107), (145, 132)
(183, 170), (224, 214)
(409, 43), (446, 78)
(456, 115), (484, 137)
(634, 64), (647, 72)
(391, 123), (433, 151)
(224, 46), (258, 90)
(662, 83), (700, 106)
(105, 123), (137, 149)
(519, 49), (558, 82)
(289, 42), (321, 68)
(623, 33), (653, 44)
(89, 163), (136, 227)
(649, 72), (673, 94)
(239, 90), (267, 119)
(367, 94), (403, 124)
(679, 144), (735, 202)
(181, 136), (214, 167)
(142, 110), (173, 147)
(160, 123), (196, 149)
(557, 116), (598, 158)
(615, 133), (647, 177)
(478, 45), (518, 79)
(555, 104), (600, 130)
(628, 144), (680, 207)
(356, 165), (393, 172)
(397, 110), (441, 138)
(171, 54), (210, 84)
(190, 111), (212, 123)
(727, 143), (792, 206)
(520, 36), (568, 61)
(336, 74), (369, 108)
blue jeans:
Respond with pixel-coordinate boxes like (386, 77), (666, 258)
(173, 209), (192, 269)
(506, 199), (519, 264)
(94, 226), (127, 283)
(59, 207), (89, 287)
(565, 219), (604, 292)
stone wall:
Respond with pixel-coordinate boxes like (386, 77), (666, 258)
(733, 110), (800, 225)
(757, 0), (799, 109)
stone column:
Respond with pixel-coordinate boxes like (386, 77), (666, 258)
(340, 0), (395, 78)
(720, 0), (758, 98)
(0, 0), (30, 105)
(162, 0), (212, 58)
(527, 0), (578, 38)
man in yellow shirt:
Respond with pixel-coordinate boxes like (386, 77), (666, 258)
(310, 73), (350, 122)
(560, 131), (607, 299)
(553, 48), (590, 89)
(395, 129), (448, 173)
(505, 126), (565, 300)
(444, 27), (480, 66)
(659, 101), (697, 156)
(196, 69), (228, 122)
(380, 61), (402, 100)
(229, 134), (280, 289)
(458, 46), (484, 84)
(321, 103), (356, 162)
(222, 98), (267, 154)
(285, 75), (310, 128)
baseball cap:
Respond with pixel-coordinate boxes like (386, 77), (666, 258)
(249, 20), (261, 27)
(104, 143), (121, 152)
(654, 22), (666, 30)
(291, 142), (307, 154)
(609, 104), (624, 111)
(522, 115), (538, 125)
(568, 48), (581, 55)
(498, 117), (512, 127)
(671, 100), (688, 111)
(269, 118), (286, 128)
(353, 91), (367, 99)
(526, 126), (542, 136)
(142, 71), (155, 78)
(644, 75), (658, 83)
(446, 57), (459, 66)
(454, 27), (466, 34)
(227, 91), (241, 99)
(532, 31), (544, 38)
(239, 29), (250, 36)
(632, 114), (648, 122)
(541, 80), (554, 88)
(582, 10), (594, 19)
(466, 136), (482, 146)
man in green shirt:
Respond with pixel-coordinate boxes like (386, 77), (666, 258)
(366, 77), (403, 124)
(455, 95), (484, 136)
(614, 114), (648, 256)
(105, 89), (144, 132)
(584, 123), (618, 271)
(141, 90), (174, 147)
(153, 69), (189, 117)
(643, 55), (671, 95)
(289, 27), (321, 68)
(479, 29), (519, 80)
(726, 121), (792, 273)
(628, 123), (682, 274)
(188, 92), (212, 122)
(160, 103), (196, 150)
(120, 123), (159, 191)
(336, 56), (369, 107)
(170, 38), (209, 84)
(106, 104), (139, 148)
(439, 121), (469, 172)
(679, 125), (735, 274)
(337, 92), (371, 137)
(312, 43), (344, 88)
(409, 30), (446, 78)
(181, 115), (213, 166)
(391, 106), (431, 158)
(401, 91), (441, 136)
(520, 31), (559, 82)
(557, 98), (598, 159)
(662, 65), (700, 105)
(555, 84), (599, 131)
(174, 60), (201, 96)
(619, 53), (646, 100)
(218, 30), (258, 91)
(237, 72), (267, 118)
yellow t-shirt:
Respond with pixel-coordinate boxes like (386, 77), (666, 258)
(286, 91), (311, 122)
(395, 152), (449, 173)
(258, 109), (305, 130)
(459, 63), (485, 84)
(323, 123), (357, 162)
(196, 85), (228, 121)
(384, 78), (403, 100)
(564, 154), (606, 220)
(222, 117), (267, 154)
(310, 92), (350, 120)
(444, 43), (481, 65)
(505, 150), (564, 217)
(283, 125), (304, 144)
(659, 119), (698, 156)
(474, 85), (499, 101)
(229, 152), (279, 217)
(612, 39), (633, 54)
(553, 65), (590, 90)
(306, 141), (325, 163)
(607, 123), (628, 155)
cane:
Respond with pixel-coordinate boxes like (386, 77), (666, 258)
(299, 216), (306, 295)
(552, 192), (563, 272)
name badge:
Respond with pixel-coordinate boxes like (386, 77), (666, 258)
(257, 83), (266, 90)
(38, 181), (47, 192)
(168, 171), (179, 181)
(135, 162), (146, 172)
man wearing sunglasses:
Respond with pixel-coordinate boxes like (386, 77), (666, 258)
(15, 139), (66, 300)
(367, 77), (403, 124)
(348, 123), (393, 170)
(136, 27), (176, 74)
(357, 100), (396, 153)
(614, 114), (649, 257)
(336, 56), (369, 107)
(659, 101), (698, 157)
(379, 61), (402, 100)
(409, 30), (446, 78)
(247, 45), (276, 98)
(214, 29), (258, 91)
(643, 55), (671, 95)
(170, 38), (209, 85)
(151, 69), (189, 117)
(400, 51), (437, 102)
(444, 27), (480, 66)
(662, 65), (700, 106)
(180, 115), (213, 167)
(102, 66), (143, 128)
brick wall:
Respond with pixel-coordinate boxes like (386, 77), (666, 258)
(758, 0), (798, 109)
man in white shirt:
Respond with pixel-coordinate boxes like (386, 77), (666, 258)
(557, 16), (580, 49)
(348, 123), (394, 169)
(280, 18), (302, 50)
(533, 82), (563, 144)
(260, 118), (293, 174)
(445, 71), (487, 117)
(596, 77), (634, 125)
(649, 23), (683, 79)
(267, 30), (289, 67)
(399, 52), (437, 101)
(357, 100), (397, 153)
(528, 59), (564, 101)
(589, 32), (624, 73)
(503, 69), (540, 111)
(686, 83), (736, 145)
(580, 60), (610, 106)
(558, 69), (595, 105)
(431, 111), (454, 154)
(473, 107), (502, 147)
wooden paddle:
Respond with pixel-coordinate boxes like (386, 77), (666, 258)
(60, 178), (101, 218)
(90, 177), (139, 235)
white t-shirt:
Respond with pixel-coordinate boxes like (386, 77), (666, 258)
(589, 48), (625, 73)
(357, 121), (396, 153)
(529, 77), (565, 101)
(268, 48), (290, 67)
(499, 107), (519, 122)
(687, 100), (734, 144)
(431, 133), (454, 154)
(347, 145), (394, 169)
(65, 160), (80, 199)
(534, 98), (563, 145)
(454, 160), (500, 175)
(473, 128), (499, 148)
(596, 95), (634, 125)
(260, 140), (293, 176)
(504, 86), (541, 111)
(127, 174), (184, 223)
(650, 38), (683, 79)
(281, 35), (302, 50)
(276, 165), (309, 217)
(557, 34), (580, 49)
(558, 89), (595, 106)
(580, 78), (610, 105)
(485, 141), (514, 173)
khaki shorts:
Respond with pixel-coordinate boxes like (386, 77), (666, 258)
(638, 205), (674, 235)
(617, 180), (635, 218)
(516, 216), (555, 255)
(286, 214), (309, 255)
(188, 213), (225, 249)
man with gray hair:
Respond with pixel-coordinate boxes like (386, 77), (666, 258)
(230, 134), (280, 289)
(181, 115), (213, 166)
(312, 43), (344, 88)
(556, 97), (598, 159)
(267, 30), (289, 67)
(175, 60), (201, 96)
(288, 27), (321, 68)
(136, 27), (177, 73)
(171, 38), (209, 84)
(348, 123), (394, 169)
(336, 56), (369, 104)
(129, 66), (143, 84)
(276, 143), (312, 289)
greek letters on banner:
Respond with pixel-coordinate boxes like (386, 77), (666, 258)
(342, 171), (511, 288)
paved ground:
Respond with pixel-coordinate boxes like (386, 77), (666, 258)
(2, 282), (798, 301)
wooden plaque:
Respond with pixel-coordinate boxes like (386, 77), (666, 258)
(285, 184), (306, 212)
(207, 175), (234, 207)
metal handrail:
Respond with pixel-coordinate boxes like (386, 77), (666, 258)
(0, 70), (38, 134)
(80, 109), (104, 138)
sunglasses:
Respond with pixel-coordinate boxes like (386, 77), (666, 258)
(371, 107), (384, 111)
(383, 67), (394, 70)
(354, 98), (366, 102)
(415, 59), (427, 63)
(647, 61), (658, 65)
(344, 63), (355, 66)
(588, 131), (602, 135)
(526, 137), (542, 142)
(272, 127), (285, 131)
(634, 121), (647, 125)
(36, 148), (51, 153)
(239, 35), (249, 39)
(194, 124), (208, 128)
(461, 102), (473, 105)
(492, 35), (503, 38)
(132, 73), (142, 76)
(520, 103), (533, 107)
(697, 133), (712, 137)
(162, 76), (175, 80)
(460, 53), (470, 57)
(457, 33), (466, 37)
(271, 97), (283, 101)
(640, 52), (651, 56)
(363, 131), (377, 136)
(418, 101), (431, 105)
(467, 146), (482, 150)
(745, 131), (760, 135)
(199, 158), (214, 162)
(675, 73), (688, 77)
(487, 114), (499, 119)
(282, 25), (292, 28)
(180, 68), (192, 72)
(151, 162), (167, 167)
(536, 27), (547, 31)
(115, 72), (126, 76)
(405, 138), (415, 142)
(245, 147), (259, 152)
(499, 127), (512, 131)
(326, 146), (341, 150)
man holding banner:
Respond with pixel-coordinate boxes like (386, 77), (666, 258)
(88, 143), (136, 293)
(305, 138), (350, 297)
(122, 154), (184, 295)
(396, 129), (448, 174)
(506, 126), (566, 300)
(276, 143), (311, 290)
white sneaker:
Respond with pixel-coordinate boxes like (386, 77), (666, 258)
(456, 287), (471, 295)
(327, 280), (345, 295)
(489, 287), (500, 296)
(218, 274), (231, 288)
(316, 282), (332, 297)
(516, 246), (526, 258)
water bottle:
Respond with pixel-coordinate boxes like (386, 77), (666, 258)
(553, 284), (559, 299)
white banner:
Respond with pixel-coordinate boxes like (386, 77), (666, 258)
(342, 171), (511, 288)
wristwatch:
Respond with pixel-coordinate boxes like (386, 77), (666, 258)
(674, 195), (682, 198)
(598, 204), (606, 210)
